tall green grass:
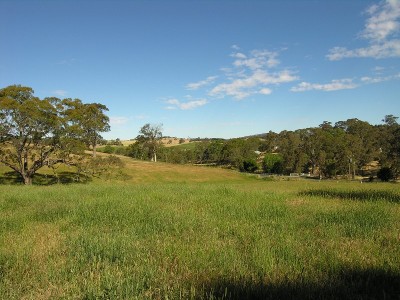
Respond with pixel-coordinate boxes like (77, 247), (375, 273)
(0, 181), (399, 299)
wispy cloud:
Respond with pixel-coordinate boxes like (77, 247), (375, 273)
(110, 116), (130, 126)
(164, 47), (297, 107)
(291, 79), (358, 92)
(362, 0), (400, 41)
(165, 98), (208, 110)
(210, 69), (298, 100)
(185, 76), (218, 90)
(327, 0), (400, 60)
(232, 49), (280, 70)
(207, 48), (297, 100)
(134, 114), (148, 120)
(291, 72), (400, 92)
(52, 89), (67, 97)
(259, 88), (272, 95)
(361, 72), (400, 83)
(327, 41), (400, 60)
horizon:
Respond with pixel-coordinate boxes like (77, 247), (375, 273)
(1, 0), (399, 139)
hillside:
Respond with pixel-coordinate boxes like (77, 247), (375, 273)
(0, 154), (247, 185)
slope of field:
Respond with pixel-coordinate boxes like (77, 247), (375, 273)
(119, 156), (245, 184)
(0, 159), (399, 299)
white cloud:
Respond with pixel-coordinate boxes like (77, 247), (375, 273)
(166, 99), (180, 105)
(110, 116), (129, 126)
(327, 40), (400, 60)
(180, 99), (208, 110)
(206, 47), (297, 100)
(134, 114), (148, 120)
(230, 52), (247, 59)
(291, 79), (358, 92)
(232, 49), (280, 70)
(210, 69), (298, 100)
(168, 47), (297, 105)
(327, 0), (400, 60)
(362, 0), (400, 41)
(373, 66), (385, 73)
(165, 98), (208, 110)
(52, 90), (67, 97)
(361, 72), (400, 83)
(291, 71), (400, 92)
(259, 88), (272, 95)
(185, 76), (218, 90)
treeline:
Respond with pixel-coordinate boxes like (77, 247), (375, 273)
(118, 116), (400, 180)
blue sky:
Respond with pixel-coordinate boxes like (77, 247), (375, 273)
(1, 0), (399, 139)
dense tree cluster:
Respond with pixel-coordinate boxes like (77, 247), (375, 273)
(260, 117), (399, 178)
(127, 117), (399, 180)
(0, 85), (112, 184)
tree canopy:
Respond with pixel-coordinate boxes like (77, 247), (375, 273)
(130, 123), (163, 162)
(0, 85), (111, 184)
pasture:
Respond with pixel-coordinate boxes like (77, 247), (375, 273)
(0, 159), (399, 299)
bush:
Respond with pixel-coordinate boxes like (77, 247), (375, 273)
(240, 159), (258, 173)
(114, 146), (127, 155)
(263, 153), (283, 174)
(102, 145), (114, 154)
(377, 167), (394, 182)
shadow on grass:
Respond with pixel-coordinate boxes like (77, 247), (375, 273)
(197, 268), (400, 300)
(299, 189), (400, 203)
(0, 171), (91, 185)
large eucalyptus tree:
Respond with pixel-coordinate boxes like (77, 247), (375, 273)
(0, 85), (110, 184)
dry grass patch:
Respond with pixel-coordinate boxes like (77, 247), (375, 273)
(119, 157), (246, 184)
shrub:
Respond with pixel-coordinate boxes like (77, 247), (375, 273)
(102, 145), (114, 154)
(240, 159), (258, 173)
(263, 153), (284, 174)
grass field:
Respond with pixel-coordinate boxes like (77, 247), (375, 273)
(0, 158), (399, 299)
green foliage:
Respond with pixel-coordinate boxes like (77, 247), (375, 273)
(76, 155), (126, 181)
(102, 145), (114, 154)
(263, 153), (284, 174)
(135, 123), (163, 162)
(62, 99), (110, 156)
(159, 147), (194, 164)
(98, 145), (127, 156)
(377, 167), (394, 182)
(121, 117), (399, 179)
(107, 138), (123, 146)
(240, 159), (258, 173)
(0, 85), (111, 184)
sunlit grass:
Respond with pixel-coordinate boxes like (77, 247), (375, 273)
(0, 160), (399, 299)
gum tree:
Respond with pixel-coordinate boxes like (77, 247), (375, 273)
(0, 85), (65, 184)
(0, 85), (110, 184)
(136, 123), (163, 162)
(62, 99), (110, 157)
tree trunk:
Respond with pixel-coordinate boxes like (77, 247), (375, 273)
(93, 144), (97, 157)
(23, 175), (33, 185)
